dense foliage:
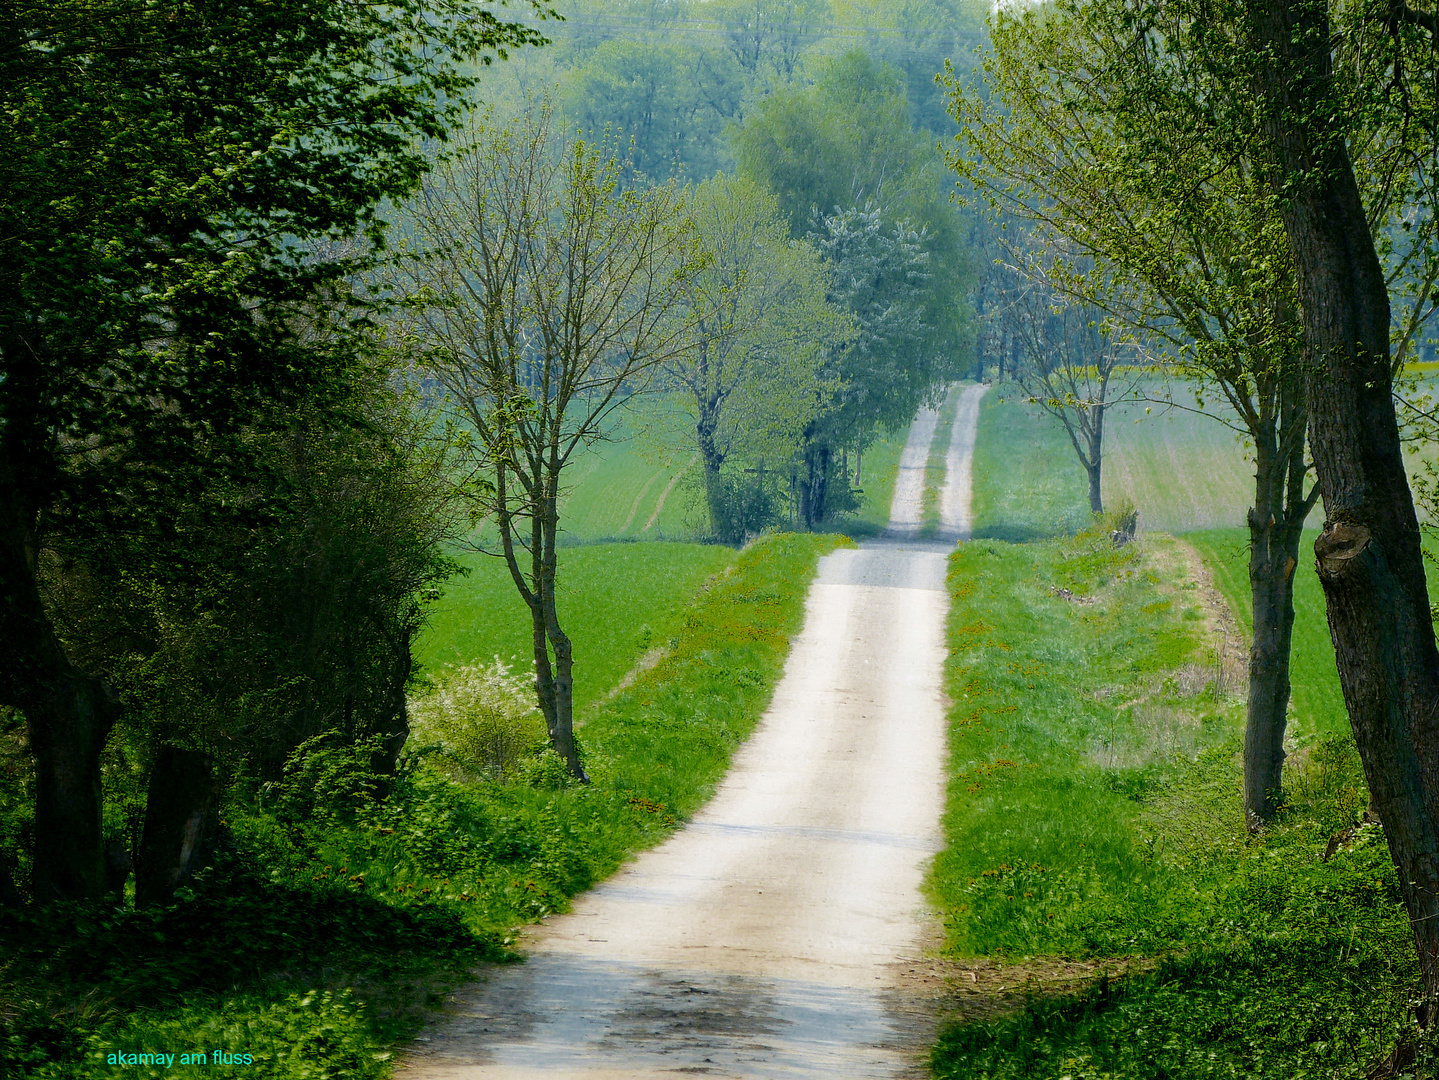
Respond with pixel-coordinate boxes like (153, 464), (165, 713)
(0, 533), (839, 1078)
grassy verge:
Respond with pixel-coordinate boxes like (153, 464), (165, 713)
(3, 533), (845, 1080)
(920, 385), (962, 537)
(930, 531), (1418, 1079)
(840, 423), (910, 538)
(971, 393), (1091, 541)
(417, 541), (737, 712)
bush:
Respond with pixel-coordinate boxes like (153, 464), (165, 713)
(265, 732), (388, 827)
(408, 660), (546, 781)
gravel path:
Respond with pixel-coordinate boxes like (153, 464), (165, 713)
(402, 388), (984, 1079)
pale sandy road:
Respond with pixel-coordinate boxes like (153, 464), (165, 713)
(886, 406), (940, 535)
(401, 399), (978, 1080)
(939, 385), (988, 540)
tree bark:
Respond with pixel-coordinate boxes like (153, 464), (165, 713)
(0, 448), (118, 903)
(526, 456), (587, 783)
(799, 439), (831, 529)
(1086, 461), (1103, 515)
(1242, 370), (1315, 829)
(135, 745), (220, 907)
(1090, 397), (1106, 515)
(1250, 0), (1439, 998)
(696, 407), (730, 542)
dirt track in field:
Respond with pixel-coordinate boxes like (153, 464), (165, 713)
(401, 386), (987, 1079)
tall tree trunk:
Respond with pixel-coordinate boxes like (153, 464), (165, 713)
(800, 440), (831, 529)
(135, 746), (219, 907)
(1250, 0), (1439, 1000)
(534, 457), (586, 782)
(1086, 460), (1103, 515)
(1243, 392), (1313, 828)
(696, 408), (729, 542)
(0, 450), (118, 903)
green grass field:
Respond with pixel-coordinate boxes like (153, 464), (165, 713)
(1186, 529), (1349, 741)
(970, 392), (1093, 541)
(974, 380), (1439, 541)
(417, 542), (737, 712)
(971, 388), (1253, 538)
(930, 530), (1418, 1080)
(461, 391), (906, 546)
(1103, 396), (1254, 533)
(541, 396), (700, 542)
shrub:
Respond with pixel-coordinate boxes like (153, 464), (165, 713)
(408, 660), (545, 781)
(266, 732), (389, 827)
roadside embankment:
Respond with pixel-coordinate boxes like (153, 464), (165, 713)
(929, 529), (1418, 1079)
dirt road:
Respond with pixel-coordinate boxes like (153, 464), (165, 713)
(403, 386), (986, 1079)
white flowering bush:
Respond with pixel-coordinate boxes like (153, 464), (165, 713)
(408, 659), (546, 781)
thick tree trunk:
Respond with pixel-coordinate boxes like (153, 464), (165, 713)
(135, 746), (219, 907)
(1086, 461), (1103, 515)
(0, 451), (118, 903)
(799, 440), (831, 529)
(696, 411), (729, 542)
(1250, 0), (1439, 999)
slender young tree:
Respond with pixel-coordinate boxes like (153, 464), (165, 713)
(666, 175), (851, 542)
(410, 106), (700, 780)
(991, 263), (1141, 515)
(946, 0), (1318, 827)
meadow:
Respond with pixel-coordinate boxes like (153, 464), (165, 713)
(416, 542), (736, 712)
(933, 388), (1438, 1077)
(929, 528), (1417, 1079)
(969, 390), (1253, 540)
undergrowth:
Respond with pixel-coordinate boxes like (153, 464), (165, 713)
(1, 533), (844, 1079)
(931, 529), (1423, 1079)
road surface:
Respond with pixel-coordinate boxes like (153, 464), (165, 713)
(402, 385), (987, 1079)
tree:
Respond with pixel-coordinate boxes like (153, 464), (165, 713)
(992, 265), (1141, 515)
(945, 0), (1318, 828)
(711, 0), (830, 80)
(561, 39), (743, 180)
(0, 0), (547, 903)
(409, 106), (699, 781)
(47, 367), (459, 904)
(802, 203), (940, 525)
(734, 50), (971, 525)
(1245, 0), (1439, 1009)
(667, 175), (851, 542)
